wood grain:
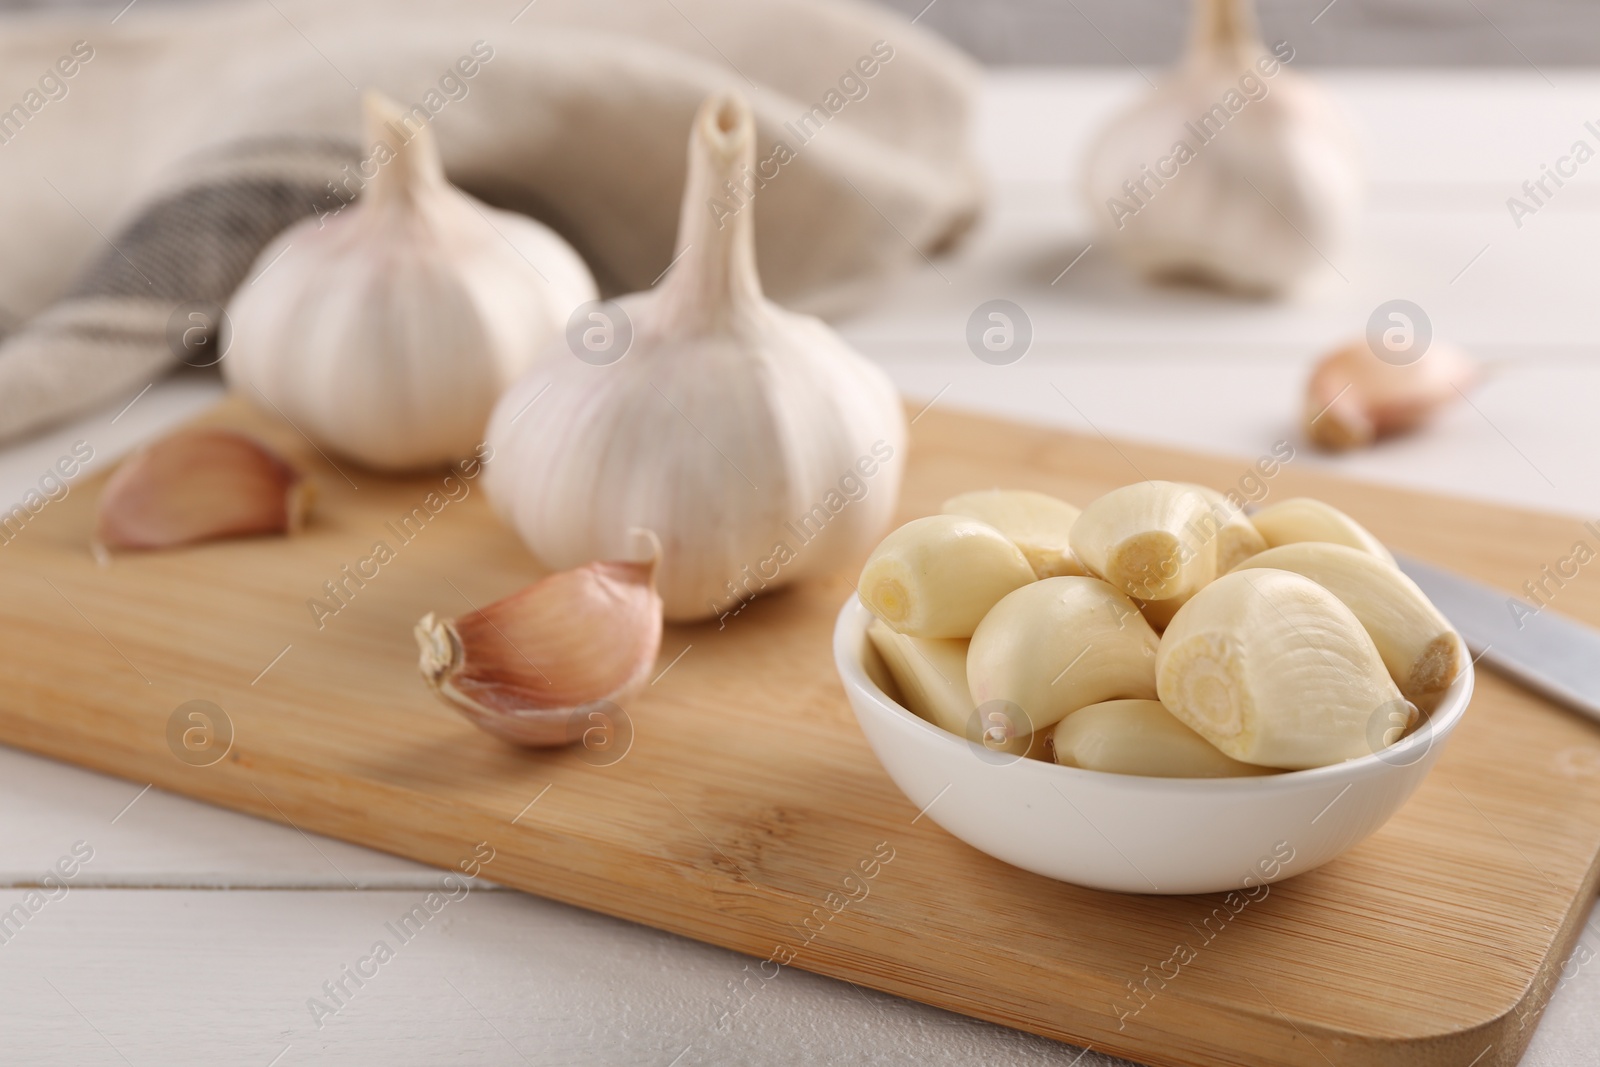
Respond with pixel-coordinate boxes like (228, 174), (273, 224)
(1, 397), (1597, 1067)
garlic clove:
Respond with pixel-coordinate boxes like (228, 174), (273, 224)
(866, 619), (973, 737)
(94, 428), (312, 550)
(967, 576), (1161, 734)
(1081, 0), (1362, 295)
(1157, 568), (1411, 769)
(1052, 699), (1276, 778)
(225, 91), (597, 472)
(1188, 484), (1267, 573)
(1232, 542), (1466, 710)
(1069, 481), (1219, 601)
(1248, 497), (1394, 565)
(484, 91), (907, 621)
(940, 489), (1085, 578)
(859, 515), (1036, 639)
(1305, 338), (1479, 452)
(415, 535), (663, 747)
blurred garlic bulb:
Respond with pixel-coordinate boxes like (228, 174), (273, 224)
(486, 91), (907, 621)
(225, 91), (596, 471)
(1081, 0), (1362, 295)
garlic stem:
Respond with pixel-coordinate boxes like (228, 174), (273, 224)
(360, 91), (446, 213)
(1189, 0), (1260, 62)
(658, 92), (763, 333)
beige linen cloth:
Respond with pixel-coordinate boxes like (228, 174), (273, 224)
(0, 0), (981, 443)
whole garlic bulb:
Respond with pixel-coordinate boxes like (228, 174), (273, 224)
(485, 91), (908, 622)
(225, 91), (597, 471)
(1081, 0), (1362, 295)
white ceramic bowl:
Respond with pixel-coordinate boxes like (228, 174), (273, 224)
(833, 597), (1473, 894)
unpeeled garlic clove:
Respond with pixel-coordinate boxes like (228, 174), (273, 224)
(1052, 699), (1275, 778)
(859, 515), (1036, 639)
(940, 489), (1086, 578)
(1157, 568), (1411, 769)
(94, 428), (312, 551)
(1069, 481), (1218, 601)
(1232, 542), (1466, 709)
(1305, 338), (1479, 452)
(1248, 497), (1394, 564)
(967, 576), (1160, 734)
(415, 536), (663, 747)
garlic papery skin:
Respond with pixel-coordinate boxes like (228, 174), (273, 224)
(225, 91), (596, 472)
(414, 537), (663, 748)
(484, 92), (908, 622)
(1081, 0), (1363, 296)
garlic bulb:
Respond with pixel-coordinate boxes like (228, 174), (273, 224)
(1081, 0), (1362, 295)
(415, 534), (663, 748)
(225, 91), (597, 471)
(95, 428), (311, 551)
(485, 92), (907, 621)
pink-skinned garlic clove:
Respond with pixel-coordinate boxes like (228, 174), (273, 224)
(1304, 337), (1479, 452)
(94, 428), (312, 551)
(414, 533), (664, 748)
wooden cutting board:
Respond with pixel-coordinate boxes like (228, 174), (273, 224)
(2, 397), (1598, 1067)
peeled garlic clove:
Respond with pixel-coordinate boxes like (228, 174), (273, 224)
(1232, 542), (1466, 709)
(485, 91), (907, 621)
(1081, 0), (1362, 295)
(1052, 699), (1275, 778)
(1248, 497), (1394, 565)
(415, 540), (663, 748)
(226, 91), (597, 471)
(94, 428), (311, 550)
(1305, 338), (1479, 452)
(1188, 484), (1266, 572)
(866, 619), (973, 736)
(967, 576), (1160, 734)
(941, 489), (1085, 578)
(1157, 568), (1411, 769)
(859, 515), (1036, 639)
(1069, 481), (1218, 601)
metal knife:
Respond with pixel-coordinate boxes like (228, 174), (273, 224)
(1396, 553), (1600, 724)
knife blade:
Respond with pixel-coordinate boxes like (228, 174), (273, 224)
(1396, 552), (1600, 724)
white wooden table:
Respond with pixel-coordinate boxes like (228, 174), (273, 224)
(3, 70), (1598, 1066)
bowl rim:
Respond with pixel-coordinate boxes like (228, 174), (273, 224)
(833, 595), (1474, 795)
